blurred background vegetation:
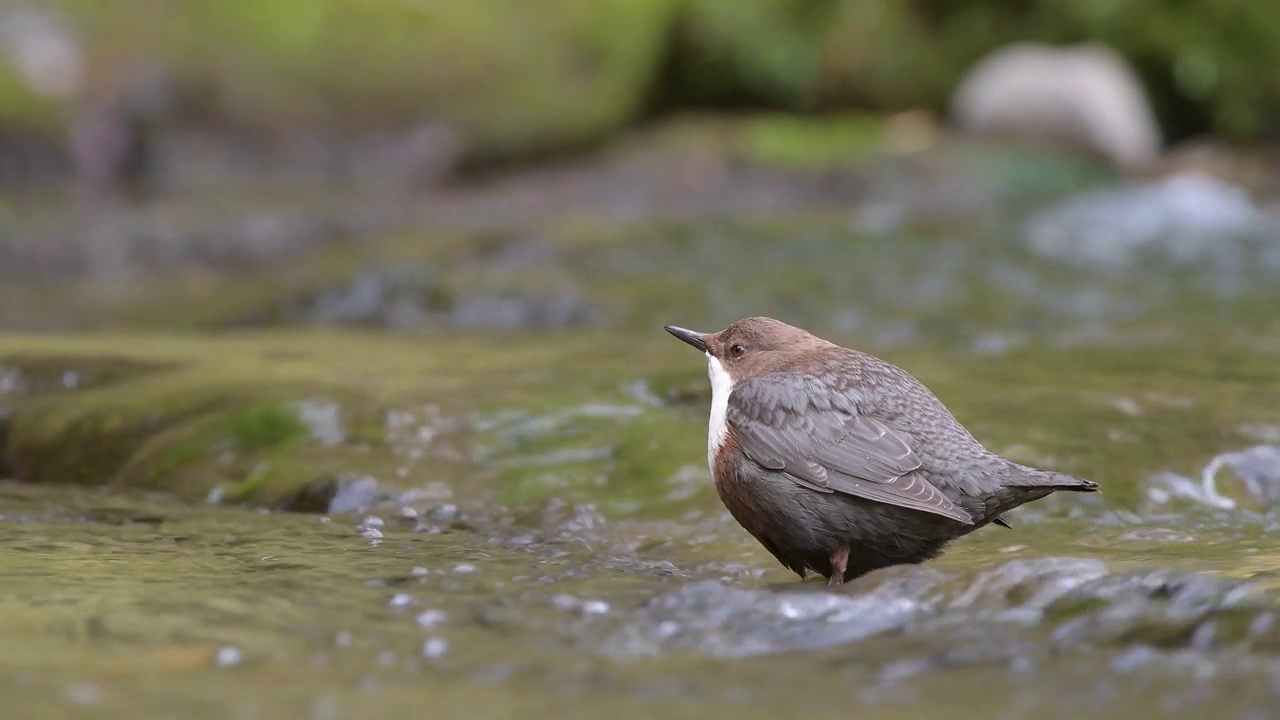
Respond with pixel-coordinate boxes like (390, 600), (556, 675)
(5, 8), (1280, 713)
(3, 0), (1279, 511)
(0, 0), (1276, 171)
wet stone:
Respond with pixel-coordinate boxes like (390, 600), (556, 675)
(1042, 569), (1267, 650)
(591, 559), (1276, 664)
(264, 265), (600, 331)
(1024, 174), (1276, 271)
(599, 579), (925, 658)
(944, 557), (1109, 616)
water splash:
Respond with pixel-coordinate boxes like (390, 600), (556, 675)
(1150, 445), (1280, 509)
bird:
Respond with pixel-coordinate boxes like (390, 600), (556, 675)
(664, 316), (1099, 588)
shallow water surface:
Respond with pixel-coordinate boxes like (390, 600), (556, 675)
(4, 466), (1280, 720)
(4, 155), (1280, 718)
(4, 332), (1280, 719)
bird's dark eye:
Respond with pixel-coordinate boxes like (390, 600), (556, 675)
(729, 344), (746, 358)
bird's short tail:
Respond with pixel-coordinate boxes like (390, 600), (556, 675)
(1004, 463), (1099, 493)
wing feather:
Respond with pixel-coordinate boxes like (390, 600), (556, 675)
(727, 373), (973, 524)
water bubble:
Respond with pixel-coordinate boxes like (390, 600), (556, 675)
(429, 504), (459, 523)
(1110, 645), (1159, 673)
(581, 600), (611, 616)
(388, 593), (414, 609)
(1151, 445), (1280, 509)
(656, 621), (681, 638)
(422, 637), (449, 658)
(551, 595), (611, 616)
(778, 601), (803, 620)
(415, 609), (446, 629)
(214, 646), (242, 667)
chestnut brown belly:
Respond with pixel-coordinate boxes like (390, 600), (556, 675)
(713, 436), (955, 582)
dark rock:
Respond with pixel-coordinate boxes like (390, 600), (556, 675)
(595, 558), (1271, 661)
(264, 262), (599, 332)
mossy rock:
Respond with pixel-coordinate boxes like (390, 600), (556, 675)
(0, 333), (477, 509)
(3, 328), (1279, 521)
(0, 332), (714, 516)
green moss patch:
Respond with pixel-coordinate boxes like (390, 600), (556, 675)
(48, 0), (679, 160)
(2, 329), (1278, 519)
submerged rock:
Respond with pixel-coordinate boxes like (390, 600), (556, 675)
(1024, 173), (1275, 272)
(269, 262), (600, 332)
(595, 558), (1272, 662)
(600, 579), (925, 658)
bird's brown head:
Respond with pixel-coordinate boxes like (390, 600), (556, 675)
(664, 316), (831, 383)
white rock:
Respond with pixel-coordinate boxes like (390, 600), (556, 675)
(951, 42), (1162, 169)
(0, 9), (82, 100)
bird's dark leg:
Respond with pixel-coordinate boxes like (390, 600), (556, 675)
(827, 545), (850, 589)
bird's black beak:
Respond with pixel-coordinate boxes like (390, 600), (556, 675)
(664, 325), (708, 352)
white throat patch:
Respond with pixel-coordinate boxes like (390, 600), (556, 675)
(706, 353), (734, 470)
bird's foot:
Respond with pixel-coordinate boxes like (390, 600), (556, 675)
(826, 545), (850, 589)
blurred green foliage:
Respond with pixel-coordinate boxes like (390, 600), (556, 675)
(675, 0), (1280, 140)
(46, 0), (676, 158)
(5, 0), (1278, 160)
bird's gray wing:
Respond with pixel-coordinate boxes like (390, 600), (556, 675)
(727, 373), (973, 524)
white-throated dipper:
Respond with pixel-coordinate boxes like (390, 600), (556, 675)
(665, 317), (1099, 588)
